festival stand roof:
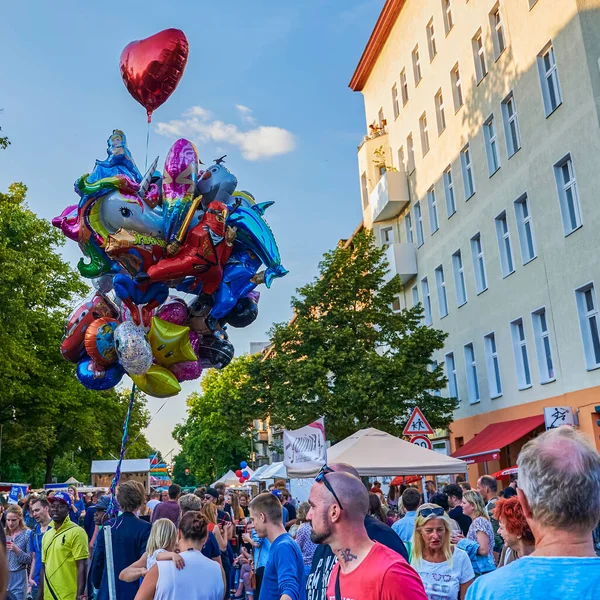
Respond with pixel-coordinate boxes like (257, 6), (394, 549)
(290, 427), (467, 478)
(248, 464), (271, 482)
(255, 462), (287, 481)
(91, 459), (151, 474)
(212, 467), (255, 488)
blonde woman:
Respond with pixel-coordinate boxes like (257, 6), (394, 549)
(119, 518), (184, 582)
(411, 504), (474, 599)
(201, 502), (228, 552)
(452, 490), (496, 574)
(5, 505), (32, 600)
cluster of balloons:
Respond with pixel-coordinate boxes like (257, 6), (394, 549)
(53, 131), (287, 398)
(235, 461), (251, 484)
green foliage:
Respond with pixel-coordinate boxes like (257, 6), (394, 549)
(173, 356), (262, 483)
(252, 229), (456, 441)
(0, 183), (151, 486)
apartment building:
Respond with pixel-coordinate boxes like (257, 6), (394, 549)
(350, 0), (600, 479)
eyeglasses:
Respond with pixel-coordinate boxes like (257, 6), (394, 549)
(418, 507), (445, 518)
(315, 465), (344, 510)
(204, 495), (213, 501)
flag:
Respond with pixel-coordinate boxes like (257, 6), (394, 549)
(283, 417), (326, 475)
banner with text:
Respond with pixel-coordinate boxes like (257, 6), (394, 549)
(283, 418), (327, 475)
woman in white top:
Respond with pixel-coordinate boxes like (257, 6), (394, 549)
(135, 511), (224, 600)
(411, 503), (475, 600)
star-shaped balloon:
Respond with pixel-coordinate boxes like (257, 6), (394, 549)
(131, 364), (181, 398)
(148, 316), (197, 368)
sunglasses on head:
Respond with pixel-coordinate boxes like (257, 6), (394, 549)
(315, 465), (344, 510)
(419, 507), (445, 518)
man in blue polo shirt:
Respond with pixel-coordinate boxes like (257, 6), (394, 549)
(28, 497), (51, 597)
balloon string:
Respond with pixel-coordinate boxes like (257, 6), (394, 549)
(107, 384), (137, 518)
(145, 121), (150, 172)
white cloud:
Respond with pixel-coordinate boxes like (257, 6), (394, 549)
(156, 105), (295, 161)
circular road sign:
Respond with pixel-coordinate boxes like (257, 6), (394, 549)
(411, 435), (432, 450)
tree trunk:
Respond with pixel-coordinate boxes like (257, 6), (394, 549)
(44, 454), (54, 484)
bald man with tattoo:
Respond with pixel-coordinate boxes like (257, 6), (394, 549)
(307, 468), (426, 600)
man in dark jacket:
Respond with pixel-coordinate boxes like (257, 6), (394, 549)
(443, 483), (472, 536)
(91, 481), (151, 600)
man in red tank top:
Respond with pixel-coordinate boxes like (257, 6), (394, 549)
(306, 469), (427, 600)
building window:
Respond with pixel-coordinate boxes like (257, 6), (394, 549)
(575, 284), (600, 370)
(538, 43), (562, 116)
(405, 212), (414, 244)
(490, 3), (506, 59)
(451, 63), (463, 111)
(412, 284), (420, 308)
(443, 166), (456, 217)
(412, 45), (422, 85)
(415, 201), (425, 247)
(461, 144), (475, 200)
(472, 29), (487, 83)
(381, 226), (394, 247)
(442, 0), (453, 35)
(464, 343), (480, 404)
(435, 265), (448, 318)
(421, 277), (432, 325)
(514, 194), (536, 264)
(554, 155), (582, 236)
(391, 294), (402, 313)
(407, 134), (415, 173)
(419, 113), (430, 156)
(397, 146), (405, 171)
(430, 359), (442, 396)
(452, 249), (467, 307)
(501, 92), (521, 157)
(360, 173), (368, 209)
(392, 84), (399, 120)
(495, 211), (515, 277)
(435, 89), (446, 135)
(400, 68), (409, 105)
(470, 233), (488, 294)
(483, 114), (500, 176)
(427, 186), (439, 234)
(484, 332), (503, 398)
(445, 352), (459, 400)
(511, 318), (532, 389)
(532, 308), (555, 383)
(427, 18), (437, 61)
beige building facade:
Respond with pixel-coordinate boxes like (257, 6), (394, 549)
(350, 0), (600, 479)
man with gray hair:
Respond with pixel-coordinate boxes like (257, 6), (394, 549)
(467, 426), (600, 599)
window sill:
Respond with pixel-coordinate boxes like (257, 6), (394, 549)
(465, 191), (476, 201)
(430, 54), (437, 64)
(488, 166), (500, 179)
(540, 378), (556, 385)
(490, 393), (503, 400)
(476, 72), (489, 87)
(415, 78), (422, 88)
(431, 227), (439, 236)
(469, 398), (481, 405)
(565, 224), (583, 238)
(440, 313), (448, 320)
(586, 364), (600, 372)
(494, 48), (506, 63)
(394, 113), (400, 121)
(522, 255), (537, 266)
(476, 287), (488, 296)
(438, 127), (446, 137)
(423, 149), (430, 158)
(447, 210), (456, 219)
(529, 0), (539, 9)
(445, 25), (454, 38)
(502, 269), (515, 280)
(457, 300), (468, 309)
(454, 104), (464, 115)
(417, 242), (425, 249)
(518, 384), (533, 391)
(408, 166), (416, 175)
(507, 146), (521, 160)
(403, 99), (409, 108)
(544, 101), (563, 119)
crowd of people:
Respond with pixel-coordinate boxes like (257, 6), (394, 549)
(0, 426), (598, 599)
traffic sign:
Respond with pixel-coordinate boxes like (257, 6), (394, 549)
(411, 435), (433, 450)
(403, 407), (434, 436)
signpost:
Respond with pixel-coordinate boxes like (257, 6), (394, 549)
(410, 435), (433, 450)
(403, 407), (434, 436)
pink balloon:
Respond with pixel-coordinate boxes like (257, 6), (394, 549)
(170, 359), (202, 382)
(157, 298), (189, 325)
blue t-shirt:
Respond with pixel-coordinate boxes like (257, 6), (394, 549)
(32, 523), (49, 586)
(260, 533), (305, 600)
(201, 532), (221, 560)
(251, 529), (271, 569)
(466, 555), (600, 600)
(69, 498), (86, 524)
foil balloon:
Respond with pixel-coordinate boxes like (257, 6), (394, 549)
(84, 318), (119, 365)
(92, 274), (115, 295)
(196, 337), (234, 370)
(223, 295), (259, 328)
(61, 293), (120, 363)
(120, 28), (189, 123)
(156, 298), (189, 326)
(77, 358), (124, 390)
(114, 321), (153, 375)
(131, 364), (181, 398)
(148, 317), (197, 368)
(199, 158), (238, 208)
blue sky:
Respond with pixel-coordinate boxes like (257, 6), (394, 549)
(0, 0), (384, 458)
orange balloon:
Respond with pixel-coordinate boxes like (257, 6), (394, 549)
(84, 317), (119, 365)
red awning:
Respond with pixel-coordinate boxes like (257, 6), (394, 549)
(452, 415), (545, 464)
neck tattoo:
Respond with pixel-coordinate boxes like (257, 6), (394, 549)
(337, 548), (358, 563)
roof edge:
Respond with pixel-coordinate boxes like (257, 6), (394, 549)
(349, 0), (406, 92)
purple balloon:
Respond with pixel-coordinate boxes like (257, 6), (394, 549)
(189, 330), (200, 355)
(157, 298), (189, 325)
(170, 360), (202, 382)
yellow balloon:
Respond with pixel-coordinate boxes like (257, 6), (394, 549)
(148, 316), (197, 368)
(131, 365), (181, 398)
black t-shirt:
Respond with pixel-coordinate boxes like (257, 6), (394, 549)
(448, 505), (472, 537)
(305, 515), (408, 600)
(217, 509), (233, 567)
(201, 531), (221, 559)
(241, 506), (250, 518)
(284, 501), (297, 521)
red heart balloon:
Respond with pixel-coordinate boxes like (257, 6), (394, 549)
(120, 28), (189, 123)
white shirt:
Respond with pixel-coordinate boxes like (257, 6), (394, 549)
(155, 549), (223, 600)
(147, 499), (161, 511)
(413, 547), (475, 600)
(147, 548), (167, 570)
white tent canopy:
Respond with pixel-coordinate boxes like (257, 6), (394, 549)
(212, 467), (255, 488)
(289, 427), (467, 477)
(256, 462), (287, 481)
(248, 464), (270, 482)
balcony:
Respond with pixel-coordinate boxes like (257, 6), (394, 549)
(384, 242), (418, 284)
(370, 171), (410, 223)
(255, 430), (269, 443)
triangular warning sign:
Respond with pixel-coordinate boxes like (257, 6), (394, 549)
(403, 407), (434, 436)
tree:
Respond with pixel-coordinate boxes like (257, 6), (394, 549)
(251, 229), (457, 441)
(173, 355), (262, 483)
